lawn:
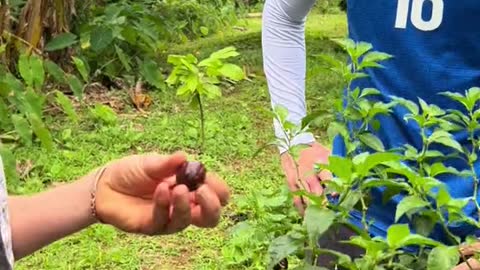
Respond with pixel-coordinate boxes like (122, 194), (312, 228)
(13, 12), (347, 270)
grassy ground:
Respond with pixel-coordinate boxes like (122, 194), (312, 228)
(13, 12), (347, 270)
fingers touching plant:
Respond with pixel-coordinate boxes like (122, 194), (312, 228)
(166, 46), (245, 150)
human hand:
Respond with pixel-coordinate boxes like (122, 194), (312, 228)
(93, 152), (230, 235)
(280, 142), (332, 215)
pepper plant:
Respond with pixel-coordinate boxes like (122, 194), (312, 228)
(166, 46), (245, 149)
(227, 39), (480, 270)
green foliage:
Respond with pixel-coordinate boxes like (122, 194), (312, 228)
(89, 104), (118, 126)
(166, 46), (245, 148)
(239, 38), (480, 269)
(75, 0), (239, 85)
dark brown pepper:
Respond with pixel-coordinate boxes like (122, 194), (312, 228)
(176, 161), (206, 191)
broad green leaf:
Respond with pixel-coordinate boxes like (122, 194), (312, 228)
(141, 59), (165, 90)
(436, 187), (451, 207)
(361, 51), (393, 63)
(357, 152), (402, 177)
(428, 130), (463, 152)
(218, 63), (244, 81)
(402, 234), (441, 249)
(202, 83), (222, 99)
(44, 60), (66, 84)
(387, 224), (410, 249)
(354, 42), (373, 59)
(90, 26), (114, 52)
(0, 99), (9, 127)
(200, 26), (209, 36)
(208, 46), (239, 61)
(23, 87), (45, 119)
(66, 74), (84, 100)
(339, 190), (362, 211)
(390, 96), (419, 115)
(72, 57), (89, 82)
(327, 122), (349, 142)
(54, 91), (78, 123)
(90, 104), (117, 126)
(267, 235), (303, 270)
(18, 54), (45, 90)
(441, 91), (468, 111)
(11, 114), (32, 146)
(115, 45), (131, 72)
(359, 51), (393, 70)
(429, 162), (459, 177)
(412, 212), (439, 237)
(45, 33), (78, 51)
(304, 206), (335, 246)
(395, 195), (429, 222)
(0, 145), (18, 182)
(27, 113), (53, 151)
(360, 88), (381, 98)
(358, 132), (385, 152)
(327, 156), (353, 181)
(427, 246), (460, 270)
(362, 179), (411, 192)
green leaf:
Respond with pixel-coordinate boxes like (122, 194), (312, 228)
(45, 33), (78, 51)
(387, 224), (410, 249)
(0, 99), (9, 127)
(358, 133), (385, 152)
(391, 96), (419, 115)
(208, 46), (239, 61)
(141, 59), (165, 90)
(115, 45), (131, 72)
(268, 235), (303, 270)
(304, 206), (335, 246)
(360, 88), (381, 98)
(18, 54), (45, 90)
(90, 26), (114, 52)
(44, 60), (66, 84)
(412, 212), (439, 237)
(428, 130), (463, 152)
(427, 246), (459, 270)
(66, 74), (84, 100)
(327, 122), (349, 142)
(429, 162), (460, 177)
(54, 91), (78, 123)
(395, 195), (429, 222)
(327, 156), (353, 181)
(359, 52), (393, 70)
(357, 152), (403, 177)
(72, 57), (89, 82)
(0, 145), (18, 182)
(11, 114), (32, 146)
(200, 26), (209, 36)
(27, 113), (53, 151)
(218, 63), (244, 81)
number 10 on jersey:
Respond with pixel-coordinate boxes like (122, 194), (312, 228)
(395, 0), (444, 31)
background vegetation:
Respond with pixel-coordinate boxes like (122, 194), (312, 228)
(0, 0), (347, 269)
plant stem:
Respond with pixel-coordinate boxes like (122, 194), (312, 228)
(360, 196), (369, 231)
(196, 92), (205, 151)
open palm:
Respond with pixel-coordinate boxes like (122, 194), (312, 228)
(94, 152), (229, 235)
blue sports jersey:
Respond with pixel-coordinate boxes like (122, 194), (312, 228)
(332, 0), (480, 243)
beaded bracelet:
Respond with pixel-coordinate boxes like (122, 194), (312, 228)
(90, 166), (107, 223)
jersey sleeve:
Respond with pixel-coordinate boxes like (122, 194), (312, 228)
(261, 0), (318, 153)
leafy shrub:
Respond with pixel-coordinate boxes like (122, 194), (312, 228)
(225, 39), (480, 270)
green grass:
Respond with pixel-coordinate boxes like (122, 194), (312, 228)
(13, 12), (347, 270)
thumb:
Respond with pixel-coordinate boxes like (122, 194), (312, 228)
(142, 151), (187, 181)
